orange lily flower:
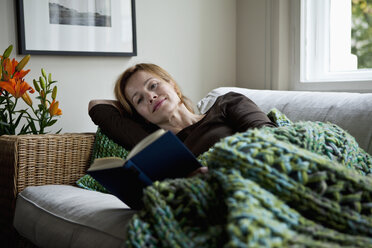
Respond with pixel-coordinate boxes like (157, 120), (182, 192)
(0, 78), (35, 98)
(2, 58), (30, 81)
(49, 99), (62, 116)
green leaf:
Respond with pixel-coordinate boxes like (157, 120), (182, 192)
(19, 124), (30, 135)
(46, 119), (57, 127)
(14, 112), (24, 127)
(28, 120), (38, 134)
(0, 112), (8, 122)
(0, 120), (10, 126)
(41, 119), (48, 129)
(0, 125), (12, 135)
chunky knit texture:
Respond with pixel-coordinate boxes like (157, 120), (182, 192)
(76, 128), (129, 192)
(126, 119), (372, 247)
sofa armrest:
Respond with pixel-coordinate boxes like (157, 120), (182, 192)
(0, 133), (95, 244)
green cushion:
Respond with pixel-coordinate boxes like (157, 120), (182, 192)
(76, 128), (130, 193)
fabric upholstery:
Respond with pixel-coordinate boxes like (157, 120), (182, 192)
(14, 185), (137, 248)
(197, 87), (372, 155)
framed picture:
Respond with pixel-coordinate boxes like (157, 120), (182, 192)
(16, 0), (137, 56)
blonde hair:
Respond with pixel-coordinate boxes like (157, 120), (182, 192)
(114, 63), (194, 115)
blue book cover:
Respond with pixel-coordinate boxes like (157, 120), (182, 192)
(87, 129), (201, 209)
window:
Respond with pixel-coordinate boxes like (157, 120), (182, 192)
(292, 0), (372, 91)
(352, 0), (372, 69)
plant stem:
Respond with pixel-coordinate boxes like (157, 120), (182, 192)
(5, 92), (15, 134)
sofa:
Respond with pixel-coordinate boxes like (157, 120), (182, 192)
(1, 87), (372, 247)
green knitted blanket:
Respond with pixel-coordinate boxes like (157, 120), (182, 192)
(126, 120), (372, 247)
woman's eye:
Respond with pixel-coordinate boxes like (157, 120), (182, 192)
(137, 97), (143, 104)
(150, 83), (158, 89)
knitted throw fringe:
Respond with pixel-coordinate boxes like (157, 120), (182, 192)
(126, 121), (372, 247)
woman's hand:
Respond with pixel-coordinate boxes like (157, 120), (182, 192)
(188, 166), (209, 177)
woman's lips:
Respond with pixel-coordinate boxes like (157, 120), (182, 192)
(153, 99), (165, 112)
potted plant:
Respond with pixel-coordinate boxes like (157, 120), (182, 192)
(0, 45), (62, 135)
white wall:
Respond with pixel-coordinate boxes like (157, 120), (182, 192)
(0, 0), (236, 133)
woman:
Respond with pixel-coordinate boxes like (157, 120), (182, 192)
(114, 63), (277, 159)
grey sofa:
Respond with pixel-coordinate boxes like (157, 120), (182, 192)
(10, 87), (372, 248)
(198, 87), (372, 155)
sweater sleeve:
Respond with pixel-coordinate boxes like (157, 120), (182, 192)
(89, 104), (159, 150)
(221, 92), (277, 131)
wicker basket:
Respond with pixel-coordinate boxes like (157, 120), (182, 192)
(0, 133), (95, 247)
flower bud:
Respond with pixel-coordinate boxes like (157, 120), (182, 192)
(2, 58), (11, 81)
(48, 73), (52, 83)
(2, 45), (13, 58)
(33, 79), (40, 92)
(22, 92), (33, 106)
(15, 55), (30, 72)
(39, 76), (46, 91)
(52, 86), (57, 100)
(41, 68), (47, 78)
(49, 100), (62, 116)
(40, 90), (47, 107)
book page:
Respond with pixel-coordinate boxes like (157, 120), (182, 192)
(88, 157), (125, 171)
(126, 129), (166, 160)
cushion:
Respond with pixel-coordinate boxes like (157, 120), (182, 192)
(76, 174), (110, 193)
(14, 185), (137, 248)
(76, 128), (130, 193)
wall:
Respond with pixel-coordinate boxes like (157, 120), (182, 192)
(0, 0), (236, 133)
(236, 0), (268, 89)
(236, 0), (290, 90)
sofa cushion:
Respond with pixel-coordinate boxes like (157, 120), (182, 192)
(197, 87), (372, 155)
(77, 128), (130, 193)
(14, 185), (137, 248)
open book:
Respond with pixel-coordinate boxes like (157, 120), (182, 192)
(87, 129), (202, 209)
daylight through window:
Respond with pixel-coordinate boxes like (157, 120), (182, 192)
(299, 0), (372, 83)
(351, 0), (372, 69)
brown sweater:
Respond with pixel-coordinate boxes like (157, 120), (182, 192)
(177, 92), (277, 156)
(89, 92), (276, 155)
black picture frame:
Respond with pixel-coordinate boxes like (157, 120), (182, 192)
(16, 0), (137, 56)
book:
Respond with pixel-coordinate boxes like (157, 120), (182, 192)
(87, 129), (202, 209)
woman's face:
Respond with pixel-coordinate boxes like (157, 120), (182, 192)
(124, 70), (181, 124)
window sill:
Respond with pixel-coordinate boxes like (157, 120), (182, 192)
(292, 80), (372, 93)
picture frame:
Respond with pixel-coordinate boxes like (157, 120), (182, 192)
(16, 0), (137, 56)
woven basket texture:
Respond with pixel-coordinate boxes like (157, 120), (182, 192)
(0, 133), (95, 248)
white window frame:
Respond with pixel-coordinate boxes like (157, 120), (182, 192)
(291, 0), (372, 92)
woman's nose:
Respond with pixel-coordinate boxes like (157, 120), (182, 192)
(148, 93), (157, 103)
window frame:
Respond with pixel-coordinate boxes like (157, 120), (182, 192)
(291, 0), (372, 92)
